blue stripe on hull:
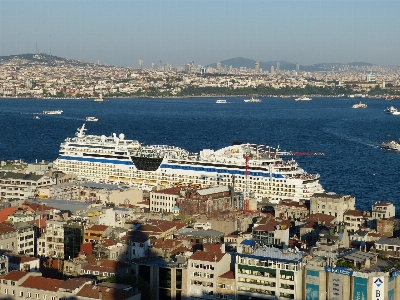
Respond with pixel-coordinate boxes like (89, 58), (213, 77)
(59, 156), (134, 165)
(160, 163), (284, 178)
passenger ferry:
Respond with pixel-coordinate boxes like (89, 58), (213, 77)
(43, 110), (63, 115)
(53, 124), (324, 203)
(244, 97), (262, 103)
(295, 96), (312, 101)
(216, 99), (227, 104)
(381, 134), (400, 151)
(85, 116), (99, 122)
(352, 101), (367, 108)
(384, 106), (400, 115)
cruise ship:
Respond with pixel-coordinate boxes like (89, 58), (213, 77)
(53, 124), (324, 203)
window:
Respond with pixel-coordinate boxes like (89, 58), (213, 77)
(3, 288), (6, 294)
(20, 291), (23, 297)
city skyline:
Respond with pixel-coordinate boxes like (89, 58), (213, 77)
(1, 0), (399, 68)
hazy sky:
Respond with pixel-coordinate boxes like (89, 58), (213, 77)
(1, 0), (399, 67)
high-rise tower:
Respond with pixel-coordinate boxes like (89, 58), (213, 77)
(255, 61), (260, 73)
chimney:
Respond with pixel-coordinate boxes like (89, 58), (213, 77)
(99, 291), (102, 300)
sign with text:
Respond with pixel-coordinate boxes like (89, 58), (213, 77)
(329, 272), (344, 300)
(353, 276), (368, 300)
(388, 277), (394, 300)
(306, 283), (319, 300)
(325, 266), (353, 276)
(372, 276), (384, 300)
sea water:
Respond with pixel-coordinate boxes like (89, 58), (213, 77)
(1, 96), (399, 213)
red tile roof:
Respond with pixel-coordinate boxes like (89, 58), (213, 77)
(190, 250), (226, 263)
(22, 201), (55, 212)
(86, 224), (109, 232)
(304, 213), (336, 225)
(0, 222), (17, 234)
(58, 277), (93, 291)
(0, 206), (19, 222)
(152, 187), (182, 195)
(77, 284), (138, 300)
(2, 270), (28, 281)
(170, 246), (191, 256)
(20, 275), (64, 291)
(373, 202), (393, 206)
(152, 239), (182, 250)
(219, 270), (235, 279)
(344, 210), (364, 217)
(253, 219), (291, 232)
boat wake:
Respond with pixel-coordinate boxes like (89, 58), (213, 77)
(323, 125), (379, 149)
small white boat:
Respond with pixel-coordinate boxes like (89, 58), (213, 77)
(216, 99), (227, 104)
(384, 106), (400, 115)
(352, 101), (367, 108)
(43, 110), (63, 115)
(295, 96), (312, 101)
(244, 97), (262, 103)
(85, 116), (99, 122)
(381, 135), (400, 151)
(94, 94), (104, 102)
(33, 115), (40, 119)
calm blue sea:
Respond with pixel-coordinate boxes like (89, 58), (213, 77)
(1, 96), (399, 213)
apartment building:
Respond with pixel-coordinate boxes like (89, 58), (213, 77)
(124, 230), (150, 260)
(63, 223), (84, 260)
(0, 222), (18, 253)
(310, 192), (355, 222)
(150, 186), (182, 213)
(45, 220), (65, 258)
(252, 219), (291, 248)
(304, 253), (400, 300)
(343, 210), (371, 232)
(0, 270), (141, 300)
(14, 222), (35, 255)
(83, 224), (111, 243)
(216, 270), (235, 300)
(274, 199), (308, 220)
(187, 250), (231, 300)
(7, 255), (39, 272)
(236, 246), (303, 300)
(372, 201), (396, 219)
(0, 172), (55, 201)
(132, 257), (188, 300)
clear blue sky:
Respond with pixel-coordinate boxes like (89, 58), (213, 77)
(1, 0), (399, 67)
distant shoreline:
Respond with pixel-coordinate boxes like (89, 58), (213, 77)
(0, 95), (385, 100)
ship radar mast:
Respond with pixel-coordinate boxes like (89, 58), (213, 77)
(76, 124), (87, 138)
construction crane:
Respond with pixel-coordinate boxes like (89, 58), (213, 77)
(277, 151), (325, 156)
(243, 155), (250, 211)
(243, 144), (251, 212)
